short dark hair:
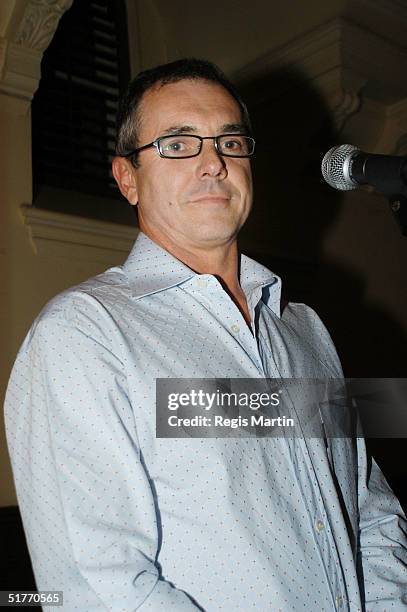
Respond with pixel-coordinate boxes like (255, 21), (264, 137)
(115, 58), (252, 166)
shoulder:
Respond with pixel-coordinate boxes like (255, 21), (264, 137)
(26, 265), (130, 352)
(281, 300), (343, 377)
(282, 300), (329, 332)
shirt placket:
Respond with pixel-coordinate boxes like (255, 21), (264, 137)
(255, 308), (350, 610)
(181, 274), (349, 609)
(183, 275), (266, 375)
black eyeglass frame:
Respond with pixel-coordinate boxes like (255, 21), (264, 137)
(123, 133), (256, 160)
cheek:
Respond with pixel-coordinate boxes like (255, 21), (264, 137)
(153, 162), (183, 195)
(139, 166), (185, 214)
(139, 165), (168, 200)
(232, 164), (252, 197)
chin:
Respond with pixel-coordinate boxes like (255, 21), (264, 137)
(186, 225), (240, 245)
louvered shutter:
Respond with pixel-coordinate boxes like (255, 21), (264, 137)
(32, 0), (132, 222)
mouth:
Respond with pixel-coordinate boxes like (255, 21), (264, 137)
(190, 195), (230, 204)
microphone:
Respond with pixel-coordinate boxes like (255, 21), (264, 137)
(321, 144), (407, 196)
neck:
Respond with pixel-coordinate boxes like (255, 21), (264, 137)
(141, 227), (251, 325)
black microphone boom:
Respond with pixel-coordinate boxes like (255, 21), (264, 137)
(321, 144), (407, 236)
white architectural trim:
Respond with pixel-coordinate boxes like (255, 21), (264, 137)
(0, 41), (41, 99)
(21, 204), (138, 255)
(234, 17), (407, 106)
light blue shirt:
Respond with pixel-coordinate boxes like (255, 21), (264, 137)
(5, 232), (407, 611)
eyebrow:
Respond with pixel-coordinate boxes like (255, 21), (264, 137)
(162, 125), (197, 135)
(220, 123), (248, 133)
(161, 123), (248, 136)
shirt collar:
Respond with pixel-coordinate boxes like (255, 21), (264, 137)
(123, 231), (282, 317)
(240, 253), (282, 317)
(123, 231), (195, 299)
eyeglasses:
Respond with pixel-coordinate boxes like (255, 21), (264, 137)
(123, 134), (256, 160)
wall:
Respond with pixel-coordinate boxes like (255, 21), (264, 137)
(1, 0), (407, 505)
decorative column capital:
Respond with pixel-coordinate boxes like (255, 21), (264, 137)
(0, 0), (73, 101)
(13, 0), (73, 52)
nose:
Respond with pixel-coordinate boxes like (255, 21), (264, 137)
(196, 138), (228, 180)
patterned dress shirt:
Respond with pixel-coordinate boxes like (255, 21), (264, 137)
(5, 232), (407, 611)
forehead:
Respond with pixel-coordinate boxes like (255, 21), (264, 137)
(138, 79), (242, 138)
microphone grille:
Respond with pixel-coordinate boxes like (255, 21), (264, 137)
(321, 144), (360, 191)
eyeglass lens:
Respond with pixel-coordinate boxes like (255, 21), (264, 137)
(158, 135), (254, 158)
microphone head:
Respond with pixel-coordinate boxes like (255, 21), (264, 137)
(321, 144), (361, 191)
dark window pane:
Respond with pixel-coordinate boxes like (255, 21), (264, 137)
(32, 0), (134, 225)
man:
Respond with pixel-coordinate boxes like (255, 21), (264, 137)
(5, 59), (407, 611)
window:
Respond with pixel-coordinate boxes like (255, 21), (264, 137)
(32, 0), (134, 225)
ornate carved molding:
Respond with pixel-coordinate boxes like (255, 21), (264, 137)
(331, 89), (361, 133)
(234, 16), (407, 140)
(233, 18), (346, 106)
(0, 0), (72, 99)
(14, 0), (73, 52)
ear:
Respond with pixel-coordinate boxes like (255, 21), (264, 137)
(111, 156), (139, 206)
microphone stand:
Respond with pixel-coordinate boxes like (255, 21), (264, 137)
(389, 195), (407, 237)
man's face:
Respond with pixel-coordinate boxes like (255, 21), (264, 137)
(123, 79), (253, 250)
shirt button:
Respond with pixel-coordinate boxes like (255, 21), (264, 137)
(197, 278), (208, 288)
(315, 519), (325, 533)
(231, 324), (240, 334)
(335, 594), (343, 608)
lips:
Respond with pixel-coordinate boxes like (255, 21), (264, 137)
(190, 194), (230, 203)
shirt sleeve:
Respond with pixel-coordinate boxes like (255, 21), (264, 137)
(356, 435), (407, 609)
(4, 302), (203, 611)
